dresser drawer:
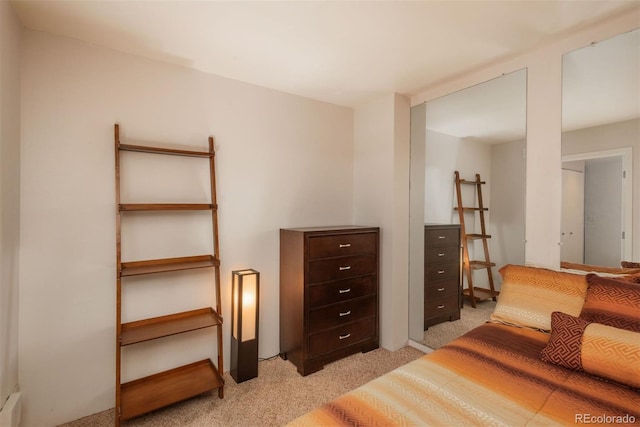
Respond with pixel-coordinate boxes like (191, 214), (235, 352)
(308, 316), (376, 358)
(308, 254), (376, 283)
(309, 296), (376, 333)
(424, 294), (459, 317)
(425, 245), (459, 264)
(425, 278), (459, 299)
(425, 262), (459, 282)
(308, 232), (377, 259)
(308, 276), (376, 308)
(425, 228), (459, 247)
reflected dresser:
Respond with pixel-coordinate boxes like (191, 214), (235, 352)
(424, 224), (462, 329)
(280, 226), (379, 376)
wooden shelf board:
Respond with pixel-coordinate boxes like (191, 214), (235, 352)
(466, 233), (491, 240)
(118, 143), (212, 158)
(463, 287), (499, 300)
(454, 207), (489, 211)
(119, 203), (215, 212)
(120, 307), (222, 346)
(120, 359), (223, 421)
(458, 179), (486, 185)
(120, 255), (219, 277)
(469, 261), (496, 270)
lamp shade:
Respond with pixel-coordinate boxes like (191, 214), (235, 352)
(230, 269), (260, 383)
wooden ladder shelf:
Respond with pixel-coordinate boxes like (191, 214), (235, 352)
(114, 124), (224, 425)
(454, 171), (499, 308)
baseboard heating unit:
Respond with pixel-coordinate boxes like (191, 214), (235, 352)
(0, 392), (22, 427)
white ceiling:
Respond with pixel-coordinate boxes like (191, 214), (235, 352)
(425, 69), (527, 143)
(10, 0), (639, 110)
(9, 1), (640, 144)
(562, 28), (640, 132)
(422, 28), (639, 143)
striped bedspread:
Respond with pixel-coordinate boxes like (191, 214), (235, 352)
(288, 323), (640, 426)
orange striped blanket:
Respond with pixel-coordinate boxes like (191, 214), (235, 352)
(289, 323), (640, 426)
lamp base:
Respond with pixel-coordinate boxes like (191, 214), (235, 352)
(230, 336), (258, 383)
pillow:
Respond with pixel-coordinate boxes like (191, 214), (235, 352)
(615, 273), (640, 284)
(561, 261), (640, 275)
(581, 274), (640, 332)
(622, 260), (640, 268)
(489, 265), (588, 331)
(541, 311), (640, 389)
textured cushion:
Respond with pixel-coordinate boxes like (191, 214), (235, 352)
(490, 265), (588, 331)
(541, 311), (640, 389)
(581, 274), (640, 332)
(621, 260), (640, 268)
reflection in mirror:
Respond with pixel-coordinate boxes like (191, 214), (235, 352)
(409, 69), (527, 345)
(561, 29), (639, 268)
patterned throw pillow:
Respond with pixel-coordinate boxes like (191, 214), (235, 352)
(581, 274), (640, 332)
(621, 261), (640, 268)
(541, 311), (640, 389)
(490, 265), (588, 331)
(540, 311), (588, 370)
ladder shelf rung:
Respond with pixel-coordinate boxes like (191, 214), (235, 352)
(466, 233), (491, 240)
(119, 203), (215, 212)
(469, 261), (496, 269)
(462, 287), (500, 301)
(118, 143), (212, 158)
(120, 307), (222, 346)
(120, 359), (223, 421)
(458, 179), (486, 185)
(120, 255), (219, 277)
(454, 207), (488, 211)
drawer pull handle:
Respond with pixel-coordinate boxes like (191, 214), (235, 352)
(438, 270), (445, 274)
(339, 288), (351, 294)
(437, 304), (445, 309)
(339, 310), (351, 317)
(339, 333), (351, 340)
(437, 287), (445, 292)
(339, 243), (351, 248)
(438, 235), (446, 239)
(339, 266), (351, 271)
(437, 252), (445, 257)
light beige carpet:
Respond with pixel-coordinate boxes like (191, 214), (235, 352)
(59, 346), (424, 427)
(422, 300), (496, 349)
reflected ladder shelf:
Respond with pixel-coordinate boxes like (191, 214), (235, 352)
(454, 171), (499, 308)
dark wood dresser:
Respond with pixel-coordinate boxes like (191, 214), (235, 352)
(424, 224), (461, 329)
(280, 226), (379, 376)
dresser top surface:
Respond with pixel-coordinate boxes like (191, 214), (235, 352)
(425, 223), (460, 229)
(281, 225), (378, 232)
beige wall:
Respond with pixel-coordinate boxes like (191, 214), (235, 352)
(19, 30), (354, 426)
(0, 0), (22, 409)
(353, 93), (410, 351)
(490, 138), (527, 280)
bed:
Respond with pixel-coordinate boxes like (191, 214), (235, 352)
(289, 265), (640, 426)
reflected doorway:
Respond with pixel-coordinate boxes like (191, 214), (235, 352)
(562, 148), (631, 267)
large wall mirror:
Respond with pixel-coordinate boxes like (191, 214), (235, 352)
(409, 69), (527, 343)
(561, 29), (639, 268)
